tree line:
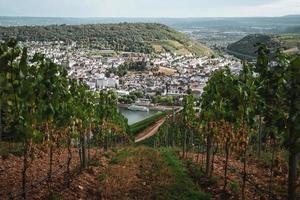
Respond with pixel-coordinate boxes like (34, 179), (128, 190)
(0, 23), (192, 54)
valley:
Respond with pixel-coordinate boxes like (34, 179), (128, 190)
(0, 14), (300, 200)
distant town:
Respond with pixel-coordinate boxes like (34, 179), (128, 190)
(21, 40), (242, 108)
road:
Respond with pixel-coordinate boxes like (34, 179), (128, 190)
(134, 117), (166, 143)
(134, 107), (183, 143)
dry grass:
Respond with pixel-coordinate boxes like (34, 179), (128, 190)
(158, 67), (177, 76)
(186, 152), (288, 200)
(152, 44), (165, 53)
(0, 147), (87, 199)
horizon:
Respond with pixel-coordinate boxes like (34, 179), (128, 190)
(1, 15), (300, 19)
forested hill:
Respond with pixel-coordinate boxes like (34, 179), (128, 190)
(227, 33), (300, 59)
(0, 23), (212, 56)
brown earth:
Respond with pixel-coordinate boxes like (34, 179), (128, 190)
(186, 152), (288, 200)
(0, 147), (101, 199)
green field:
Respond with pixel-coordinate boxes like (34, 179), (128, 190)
(277, 33), (300, 49)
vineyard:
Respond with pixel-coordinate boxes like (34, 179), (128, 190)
(149, 45), (300, 199)
(0, 39), (300, 200)
(0, 39), (131, 199)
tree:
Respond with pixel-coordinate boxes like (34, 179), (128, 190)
(182, 94), (195, 159)
(200, 67), (237, 177)
(285, 56), (300, 200)
(255, 46), (300, 200)
(0, 40), (131, 198)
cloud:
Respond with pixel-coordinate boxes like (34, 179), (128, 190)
(231, 0), (300, 17)
(0, 0), (299, 17)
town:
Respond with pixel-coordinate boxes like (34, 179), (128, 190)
(21, 40), (242, 108)
(1, 1), (300, 198)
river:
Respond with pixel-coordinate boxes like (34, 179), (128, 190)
(118, 107), (159, 125)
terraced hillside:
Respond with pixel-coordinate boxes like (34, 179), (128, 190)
(0, 23), (212, 56)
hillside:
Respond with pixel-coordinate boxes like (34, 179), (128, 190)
(0, 146), (210, 200)
(227, 33), (300, 59)
(0, 23), (212, 56)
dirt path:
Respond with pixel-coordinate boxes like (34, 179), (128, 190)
(134, 108), (183, 143)
(135, 117), (166, 143)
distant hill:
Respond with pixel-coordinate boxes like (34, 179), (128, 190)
(1, 16), (300, 34)
(0, 23), (212, 56)
(282, 15), (300, 18)
(227, 33), (300, 59)
(285, 26), (300, 33)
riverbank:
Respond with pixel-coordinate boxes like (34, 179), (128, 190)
(118, 103), (181, 111)
(118, 107), (160, 125)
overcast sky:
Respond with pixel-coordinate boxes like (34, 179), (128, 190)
(1, 0), (299, 17)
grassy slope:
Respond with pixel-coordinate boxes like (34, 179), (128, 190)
(101, 146), (210, 200)
(159, 148), (211, 200)
(277, 34), (300, 49)
(227, 33), (300, 59)
(153, 38), (212, 56)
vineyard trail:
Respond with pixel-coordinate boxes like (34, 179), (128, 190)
(135, 118), (166, 143)
(134, 108), (183, 143)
